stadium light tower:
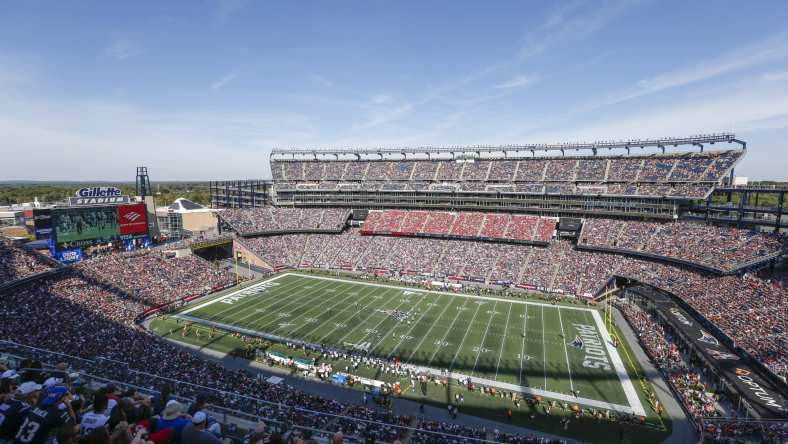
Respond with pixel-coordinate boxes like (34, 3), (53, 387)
(136, 166), (152, 198)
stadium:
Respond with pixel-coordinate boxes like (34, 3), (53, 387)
(1, 134), (786, 444)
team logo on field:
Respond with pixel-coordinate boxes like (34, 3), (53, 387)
(697, 330), (720, 346)
(568, 335), (585, 350)
(707, 349), (739, 361)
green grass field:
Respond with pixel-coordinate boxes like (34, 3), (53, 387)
(164, 272), (646, 416)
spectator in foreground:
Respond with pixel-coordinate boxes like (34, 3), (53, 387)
(0, 381), (41, 442)
(181, 411), (223, 444)
(155, 400), (190, 443)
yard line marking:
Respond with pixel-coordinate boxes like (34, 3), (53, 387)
(286, 272), (596, 313)
(198, 276), (319, 324)
(336, 293), (415, 349)
(470, 301), (498, 377)
(270, 282), (365, 336)
(494, 302), (513, 381)
(383, 294), (444, 358)
(249, 281), (358, 333)
(518, 303), (529, 387)
(181, 273), (291, 315)
(313, 287), (402, 345)
(171, 312), (642, 414)
(448, 300), (484, 371)
(411, 295), (463, 364)
(301, 285), (395, 340)
(177, 278), (335, 336)
(557, 306), (575, 392)
(329, 288), (406, 345)
(541, 305), (547, 391)
(227, 279), (341, 332)
(369, 294), (432, 354)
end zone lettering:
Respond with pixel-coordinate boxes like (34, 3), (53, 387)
(572, 323), (612, 371)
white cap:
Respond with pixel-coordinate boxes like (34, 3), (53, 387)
(192, 411), (207, 424)
(1, 369), (19, 380)
(17, 381), (42, 395)
(43, 377), (62, 387)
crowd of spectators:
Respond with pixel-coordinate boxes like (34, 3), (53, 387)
(0, 248), (579, 443)
(579, 218), (786, 272)
(616, 302), (788, 443)
(361, 210), (556, 243)
(271, 151), (742, 199)
(0, 238), (55, 285)
(239, 228), (787, 378)
(617, 303), (721, 418)
(220, 208), (350, 235)
(275, 181), (718, 198)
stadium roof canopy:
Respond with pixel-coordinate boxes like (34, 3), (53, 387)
(270, 133), (745, 160)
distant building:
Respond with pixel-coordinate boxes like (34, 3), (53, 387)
(0, 208), (25, 227)
(156, 198), (218, 239)
(733, 176), (749, 186)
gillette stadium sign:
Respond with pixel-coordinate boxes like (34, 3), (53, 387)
(69, 187), (130, 205)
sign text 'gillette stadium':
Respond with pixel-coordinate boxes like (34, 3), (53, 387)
(70, 187), (130, 205)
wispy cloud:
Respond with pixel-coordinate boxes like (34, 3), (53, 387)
(344, 1), (634, 134)
(528, 75), (788, 145)
(519, 0), (636, 58)
(371, 94), (393, 105)
(211, 72), (238, 91)
(492, 74), (540, 90)
(583, 31), (788, 110)
(215, 0), (251, 19)
(0, 54), (35, 89)
(311, 74), (334, 88)
(0, 96), (315, 180)
(104, 37), (145, 61)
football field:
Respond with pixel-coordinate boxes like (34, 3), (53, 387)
(173, 272), (645, 416)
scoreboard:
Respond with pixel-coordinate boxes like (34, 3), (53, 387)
(50, 202), (149, 247)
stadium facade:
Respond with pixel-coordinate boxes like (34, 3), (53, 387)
(207, 133), (787, 423)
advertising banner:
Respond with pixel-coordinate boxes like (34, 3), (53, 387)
(648, 289), (788, 418)
(53, 248), (83, 264)
(33, 208), (53, 239)
(69, 186), (129, 205)
(118, 203), (148, 236)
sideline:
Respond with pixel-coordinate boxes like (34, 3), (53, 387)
(613, 308), (695, 444)
(157, 335), (577, 443)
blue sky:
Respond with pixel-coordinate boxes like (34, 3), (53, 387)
(1, 0), (788, 181)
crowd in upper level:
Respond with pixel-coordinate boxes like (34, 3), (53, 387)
(579, 219), (786, 273)
(361, 210), (556, 243)
(220, 207), (350, 235)
(0, 238), (55, 285)
(275, 180), (717, 198)
(270, 151), (741, 199)
(272, 150), (741, 184)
